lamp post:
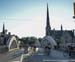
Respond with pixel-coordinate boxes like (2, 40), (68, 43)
(73, 0), (75, 19)
(73, 0), (75, 43)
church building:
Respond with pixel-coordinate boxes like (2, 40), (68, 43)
(0, 23), (19, 52)
(45, 4), (75, 44)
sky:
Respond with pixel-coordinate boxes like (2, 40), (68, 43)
(0, 0), (75, 38)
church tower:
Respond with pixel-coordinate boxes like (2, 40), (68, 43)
(61, 24), (63, 31)
(2, 23), (5, 34)
(2, 23), (6, 35)
(60, 24), (63, 36)
(46, 3), (51, 36)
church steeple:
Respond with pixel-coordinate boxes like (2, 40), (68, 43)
(60, 24), (63, 36)
(46, 3), (51, 36)
(46, 3), (51, 29)
(61, 24), (63, 31)
(2, 23), (5, 34)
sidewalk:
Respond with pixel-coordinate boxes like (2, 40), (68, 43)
(0, 49), (23, 62)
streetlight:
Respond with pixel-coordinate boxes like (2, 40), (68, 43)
(73, 0), (75, 19)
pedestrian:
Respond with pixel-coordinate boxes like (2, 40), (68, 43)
(44, 44), (51, 55)
(48, 45), (51, 55)
(68, 46), (74, 56)
(33, 45), (36, 52)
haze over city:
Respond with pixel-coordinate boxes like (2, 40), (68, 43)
(0, 0), (74, 38)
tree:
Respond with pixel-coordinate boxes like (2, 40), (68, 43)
(29, 37), (37, 45)
(38, 38), (42, 43)
(19, 37), (37, 46)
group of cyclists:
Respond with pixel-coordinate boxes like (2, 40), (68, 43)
(68, 45), (75, 56)
(63, 43), (75, 57)
(45, 42), (75, 56)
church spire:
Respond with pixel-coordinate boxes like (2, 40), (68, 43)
(61, 24), (63, 31)
(46, 3), (51, 36)
(2, 23), (5, 34)
(60, 24), (63, 36)
(46, 3), (51, 29)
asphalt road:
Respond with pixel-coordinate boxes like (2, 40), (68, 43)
(22, 49), (75, 62)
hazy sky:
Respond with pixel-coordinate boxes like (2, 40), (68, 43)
(0, 0), (74, 38)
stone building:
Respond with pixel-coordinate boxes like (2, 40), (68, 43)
(45, 4), (75, 45)
(0, 23), (19, 52)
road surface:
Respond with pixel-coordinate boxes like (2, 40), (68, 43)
(22, 48), (75, 62)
